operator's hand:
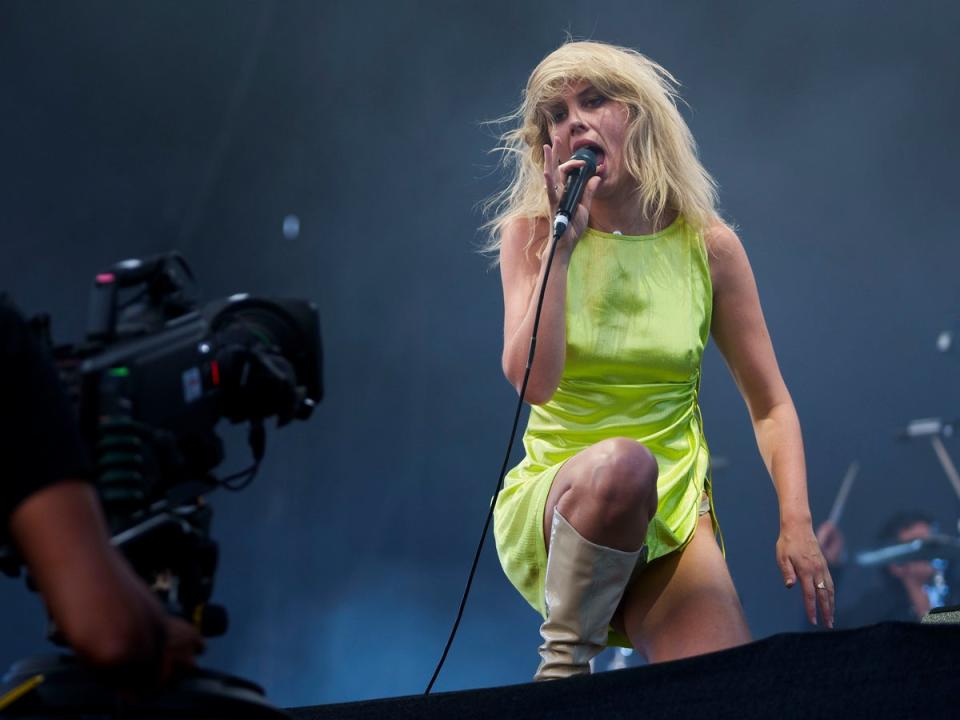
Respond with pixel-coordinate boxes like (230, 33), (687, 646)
(158, 616), (205, 685)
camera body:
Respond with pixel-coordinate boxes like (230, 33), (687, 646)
(22, 252), (323, 638)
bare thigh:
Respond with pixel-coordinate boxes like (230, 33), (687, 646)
(615, 513), (751, 662)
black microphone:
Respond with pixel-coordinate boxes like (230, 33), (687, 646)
(553, 147), (598, 238)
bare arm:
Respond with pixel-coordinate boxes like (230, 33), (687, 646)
(9, 480), (203, 680)
(707, 222), (834, 628)
(500, 142), (600, 404)
(500, 218), (572, 404)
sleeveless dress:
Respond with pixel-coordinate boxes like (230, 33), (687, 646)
(493, 215), (715, 631)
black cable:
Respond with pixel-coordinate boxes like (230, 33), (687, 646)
(219, 462), (260, 491)
(424, 225), (565, 695)
(218, 420), (265, 491)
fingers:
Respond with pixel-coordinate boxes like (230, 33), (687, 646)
(787, 556), (836, 628)
(800, 572), (819, 626)
(544, 136), (589, 206)
(807, 542), (836, 628)
(778, 526), (837, 628)
(816, 571), (836, 629)
(550, 134), (570, 169)
(785, 554), (818, 626)
(580, 174), (601, 212)
(543, 136), (564, 202)
(157, 617), (205, 685)
(778, 552), (797, 589)
(543, 143), (558, 205)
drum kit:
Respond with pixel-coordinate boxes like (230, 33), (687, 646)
(840, 328), (960, 612)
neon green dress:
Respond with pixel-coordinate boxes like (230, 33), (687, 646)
(493, 215), (714, 628)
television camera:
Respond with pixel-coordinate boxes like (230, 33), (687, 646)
(1, 251), (322, 718)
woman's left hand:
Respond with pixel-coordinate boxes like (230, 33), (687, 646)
(776, 520), (835, 628)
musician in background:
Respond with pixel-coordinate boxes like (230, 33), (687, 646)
(817, 511), (956, 626)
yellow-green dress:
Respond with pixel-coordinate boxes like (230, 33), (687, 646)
(493, 215), (715, 634)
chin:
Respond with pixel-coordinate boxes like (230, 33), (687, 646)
(593, 176), (621, 198)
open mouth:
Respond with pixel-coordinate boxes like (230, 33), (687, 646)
(577, 143), (606, 175)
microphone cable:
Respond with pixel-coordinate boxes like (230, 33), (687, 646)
(424, 222), (567, 695)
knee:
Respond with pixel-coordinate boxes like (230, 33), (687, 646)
(588, 438), (658, 520)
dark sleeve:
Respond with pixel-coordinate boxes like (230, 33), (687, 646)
(834, 583), (909, 629)
(0, 297), (92, 528)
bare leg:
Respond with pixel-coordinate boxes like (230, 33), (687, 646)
(618, 512), (751, 662)
(533, 437), (658, 680)
(543, 437), (658, 554)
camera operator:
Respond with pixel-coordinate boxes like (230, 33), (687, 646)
(0, 294), (203, 685)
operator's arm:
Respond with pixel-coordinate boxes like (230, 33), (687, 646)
(0, 296), (201, 682)
(9, 480), (168, 668)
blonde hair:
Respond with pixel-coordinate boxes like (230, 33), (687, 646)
(481, 41), (719, 259)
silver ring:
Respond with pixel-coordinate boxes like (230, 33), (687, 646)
(816, 581), (827, 590)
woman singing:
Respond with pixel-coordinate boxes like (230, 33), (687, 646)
(486, 41), (834, 681)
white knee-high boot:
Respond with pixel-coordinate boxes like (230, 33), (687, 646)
(534, 509), (644, 681)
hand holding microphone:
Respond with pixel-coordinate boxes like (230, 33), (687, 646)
(544, 138), (601, 245)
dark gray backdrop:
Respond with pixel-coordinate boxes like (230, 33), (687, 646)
(1, 0), (959, 708)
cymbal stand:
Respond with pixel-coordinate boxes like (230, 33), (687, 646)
(930, 435), (960, 504)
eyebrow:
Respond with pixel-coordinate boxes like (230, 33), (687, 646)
(542, 85), (599, 113)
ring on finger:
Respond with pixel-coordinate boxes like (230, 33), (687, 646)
(816, 580), (827, 590)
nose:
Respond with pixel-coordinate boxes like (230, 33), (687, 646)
(566, 107), (587, 136)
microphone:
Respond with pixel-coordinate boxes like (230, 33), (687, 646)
(898, 417), (957, 440)
(553, 147), (598, 238)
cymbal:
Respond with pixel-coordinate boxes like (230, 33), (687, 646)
(855, 535), (960, 567)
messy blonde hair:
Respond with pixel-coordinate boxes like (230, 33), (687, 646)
(481, 41), (719, 258)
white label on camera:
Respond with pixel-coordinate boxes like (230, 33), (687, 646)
(182, 367), (202, 403)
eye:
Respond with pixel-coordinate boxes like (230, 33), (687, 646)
(585, 95), (606, 108)
(550, 108), (567, 123)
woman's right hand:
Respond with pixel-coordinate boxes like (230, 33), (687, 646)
(499, 138), (600, 403)
(543, 136), (601, 255)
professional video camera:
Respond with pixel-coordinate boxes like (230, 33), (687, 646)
(1, 251), (322, 718)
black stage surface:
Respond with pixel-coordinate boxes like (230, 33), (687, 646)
(289, 622), (960, 720)
(2, 622), (956, 718)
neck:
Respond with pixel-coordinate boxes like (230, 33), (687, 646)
(588, 195), (677, 236)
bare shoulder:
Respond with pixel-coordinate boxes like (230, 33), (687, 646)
(500, 215), (551, 274)
(704, 219), (743, 258)
(703, 219), (749, 292)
